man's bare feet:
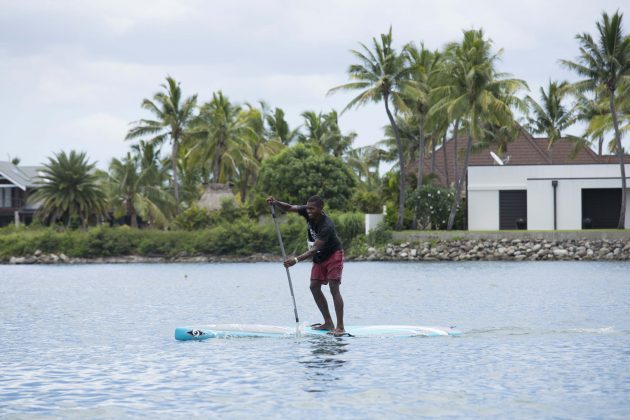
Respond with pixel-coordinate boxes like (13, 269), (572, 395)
(328, 327), (346, 336)
(311, 322), (334, 331)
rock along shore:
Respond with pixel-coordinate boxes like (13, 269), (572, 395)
(5, 237), (630, 264)
(6, 252), (280, 265)
(354, 238), (630, 262)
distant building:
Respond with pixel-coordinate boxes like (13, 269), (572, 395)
(416, 128), (630, 230)
(468, 163), (630, 230)
(423, 128), (622, 187)
(0, 162), (43, 227)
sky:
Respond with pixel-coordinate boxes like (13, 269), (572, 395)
(0, 0), (626, 168)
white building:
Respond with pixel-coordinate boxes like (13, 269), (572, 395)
(468, 164), (630, 230)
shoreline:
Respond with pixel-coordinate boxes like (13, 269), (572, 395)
(5, 236), (630, 264)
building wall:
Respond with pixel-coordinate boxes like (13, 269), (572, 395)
(468, 190), (500, 230)
(468, 164), (630, 230)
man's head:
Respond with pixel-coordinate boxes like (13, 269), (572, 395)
(306, 195), (324, 219)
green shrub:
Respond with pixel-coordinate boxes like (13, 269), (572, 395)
(329, 212), (364, 249)
(366, 222), (392, 246)
(351, 191), (383, 214)
(406, 185), (467, 230)
(218, 199), (245, 223)
(384, 201), (414, 229)
(172, 206), (218, 230)
(0, 211), (368, 261)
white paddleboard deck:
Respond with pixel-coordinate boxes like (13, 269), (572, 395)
(174, 324), (461, 340)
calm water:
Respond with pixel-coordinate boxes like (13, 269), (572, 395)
(1, 262), (629, 419)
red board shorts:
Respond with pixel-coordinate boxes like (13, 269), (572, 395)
(311, 250), (344, 285)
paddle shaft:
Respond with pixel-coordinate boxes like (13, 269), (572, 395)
(270, 204), (300, 325)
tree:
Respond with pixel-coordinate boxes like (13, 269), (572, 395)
(126, 76), (197, 211)
(403, 43), (441, 191)
(232, 104), (285, 202)
(380, 115), (418, 176)
(525, 80), (576, 161)
(431, 29), (527, 230)
(345, 145), (385, 192)
(261, 102), (299, 146)
(298, 110), (356, 157)
(107, 152), (175, 228)
(562, 11), (630, 229)
(403, 43), (442, 228)
(329, 27), (412, 229)
(573, 89), (609, 155)
(582, 81), (630, 155)
(186, 91), (254, 185)
(256, 144), (357, 210)
(31, 151), (108, 228)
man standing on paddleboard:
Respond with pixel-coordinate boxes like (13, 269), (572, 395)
(267, 195), (345, 336)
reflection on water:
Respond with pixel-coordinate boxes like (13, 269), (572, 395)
(300, 337), (349, 392)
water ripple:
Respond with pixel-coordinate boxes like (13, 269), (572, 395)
(1, 261), (629, 418)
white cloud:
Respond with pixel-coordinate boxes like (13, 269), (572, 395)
(50, 113), (131, 167)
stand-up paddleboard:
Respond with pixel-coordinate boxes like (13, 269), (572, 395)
(174, 324), (461, 341)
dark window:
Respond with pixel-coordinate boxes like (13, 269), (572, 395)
(499, 190), (527, 230)
(1, 188), (13, 208)
(581, 188), (621, 229)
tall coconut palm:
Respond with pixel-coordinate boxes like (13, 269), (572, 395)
(431, 29), (527, 230)
(108, 153), (175, 228)
(404, 43), (441, 191)
(561, 11), (630, 229)
(186, 91), (254, 185)
(525, 80), (576, 161)
(125, 76), (197, 211)
(403, 44), (442, 228)
(329, 27), (413, 230)
(31, 151), (108, 228)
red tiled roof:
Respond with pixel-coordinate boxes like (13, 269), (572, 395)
(420, 129), (630, 187)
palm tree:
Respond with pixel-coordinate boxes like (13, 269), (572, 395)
(298, 110), (356, 157)
(561, 11), (630, 229)
(525, 80), (576, 161)
(329, 27), (413, 230)
(126, 76), (198, 211)
(431, 29), (527, 230)
(261, 102), (299, 146)
(107, 153), (175, 228)
(232, 104), (285, 202)
(31, 151), (108, 228)
(380, 116), (418, 174)
(579, 82), (630, 156)
(346, 145), (385, 192)
(186, 91), (254, 185)
(573, 89), (608, 155)
(404, 43), (441, 191)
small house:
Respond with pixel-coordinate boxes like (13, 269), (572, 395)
(0, 162), (43, 227)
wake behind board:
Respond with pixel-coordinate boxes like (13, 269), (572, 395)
(174, 324), (461, 341)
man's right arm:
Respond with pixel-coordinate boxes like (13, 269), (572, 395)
(267, 196), (300, 213)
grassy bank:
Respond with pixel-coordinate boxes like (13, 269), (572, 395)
(0, 212), (370, 261)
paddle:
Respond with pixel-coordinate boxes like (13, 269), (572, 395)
(270, 203), (301, 336)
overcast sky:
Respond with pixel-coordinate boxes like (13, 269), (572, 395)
(0, 0), (626, 168)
